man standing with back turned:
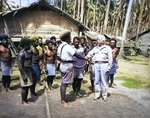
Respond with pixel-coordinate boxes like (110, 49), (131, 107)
(57, 30), (86, 107)
(85, 35), (112, 101)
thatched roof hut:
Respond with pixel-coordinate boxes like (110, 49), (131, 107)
(0, 0), (90, 42)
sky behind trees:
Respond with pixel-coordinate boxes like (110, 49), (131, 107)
(7, 0), (37, 7)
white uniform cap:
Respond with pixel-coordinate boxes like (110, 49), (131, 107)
(97, 35), (106, 41)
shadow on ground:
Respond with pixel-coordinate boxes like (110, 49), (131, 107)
(28, 88), (45, 102)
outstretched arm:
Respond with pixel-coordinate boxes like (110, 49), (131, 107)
(73, 52), (86, 60)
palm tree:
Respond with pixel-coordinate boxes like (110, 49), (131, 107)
(77, 0), (81, 21)
(80, 0), (84, 23)
(121, 0), (133, 54)
(73, 0), (77, 19)
(61, 0), (63, 10)
(114, 0), (125, 37)
(135, 0), (145, 41)
(103, 0), (111, 34)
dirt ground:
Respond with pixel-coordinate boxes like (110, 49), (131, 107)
(0, 59), (150, 118)
(118, 59), (150, 78)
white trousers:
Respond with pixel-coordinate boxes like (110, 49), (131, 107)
(94, 63), (108, 98)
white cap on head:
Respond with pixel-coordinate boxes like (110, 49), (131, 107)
(97, 35), (106, 41)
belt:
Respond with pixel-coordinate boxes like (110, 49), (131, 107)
(1, 58), (12, 62)
(47, 60), (55, 64)
(95, 61), (108, 64)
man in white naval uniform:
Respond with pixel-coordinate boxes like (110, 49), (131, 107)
(85, 35), (112, 101)
(57, 30), (86, 107)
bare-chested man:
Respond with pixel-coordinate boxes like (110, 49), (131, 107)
(0, 34), (13, 93)
(44, 40), (56, 90)
(108, 38), (120, 87)
(50, 36), (57, 54)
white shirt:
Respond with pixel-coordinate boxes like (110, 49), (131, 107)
(87, 45), (113, 69)
(57, 41), (75, 61)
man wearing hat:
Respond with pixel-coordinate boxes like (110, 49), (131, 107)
(0, 33), (13, 93)
(85, 35), (112, 101)
(57, 30), (86, 107)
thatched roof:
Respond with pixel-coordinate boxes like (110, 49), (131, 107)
(85, 31), (122, 42)
(85, 31), (100, 40)
(0, 0), (90, 31)
(129, 28), (150, 41)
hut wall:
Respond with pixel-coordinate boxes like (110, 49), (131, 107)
(1, 10), (79, 39)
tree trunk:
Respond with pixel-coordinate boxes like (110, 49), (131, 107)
(77, 0), (81, 21)
(103, 0), (110, 34)
(61, 0), (63, 10)
(86, 19), (89, 27)
(73, 0), (77, 19)
(86, 6), (89, 27)
(114, 0), (124, 37)
(136, 0), (145, 42)
(20, 0), (21, 7)
(111, 16), (115, 35)
(121, 0), (133, 54)
(92, 5), (96, 31)
(80, 0), (84, 23)
(120, 12), (124, 36)
(116, 28), (118, 37)
(97, 21), (100, 33)
(100, 24), (103, 34)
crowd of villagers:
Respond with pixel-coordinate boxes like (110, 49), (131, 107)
(0, 30), (119, 107)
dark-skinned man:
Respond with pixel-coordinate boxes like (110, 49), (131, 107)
(18, 38), (33, 106)
(0, 34), (13, 93)
(57, 30), (86, 107)
(29, 36), (41, 96)
(44, 40), (57, 90)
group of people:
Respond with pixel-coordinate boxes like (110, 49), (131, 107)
(58, 30), (119, 107)
(0, 30), (119, 107)
(18, 36), (59, 106)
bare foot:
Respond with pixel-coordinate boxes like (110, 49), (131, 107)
(112, 83), (117, 86)
(28, 101), (34, 104)
(3, 88), (7, 93)
(93, 97), (99, 100)
(50, 87), (53, 90)
(22, 101), (30, 106)
(74, 92), (76, 98)
(61, 100), (69, 107)
(7, 88), (13, 92)
(77, 92), (81, 97)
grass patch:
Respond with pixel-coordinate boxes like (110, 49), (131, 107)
(115, 71), (150, 89)
(118, 55), (149, 65)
